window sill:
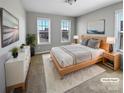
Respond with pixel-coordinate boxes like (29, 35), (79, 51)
(37, 43), (51, 45)
(117, 49), (123, 54)
(61, 41), (70, 43)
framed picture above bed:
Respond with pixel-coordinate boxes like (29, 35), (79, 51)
(87, 19), (105, 34)
(0, 8), (19, 48)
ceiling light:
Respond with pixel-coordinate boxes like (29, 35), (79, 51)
(65, 0), (77, 5)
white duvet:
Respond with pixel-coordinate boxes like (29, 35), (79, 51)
(51, 44), (104, 67)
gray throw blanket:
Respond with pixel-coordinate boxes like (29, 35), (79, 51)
(60, 45), (92, 64)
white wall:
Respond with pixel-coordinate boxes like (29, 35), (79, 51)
(0, 0), (26, 93)
(0, 0), (26, 56)
(76, 2), (122, 36)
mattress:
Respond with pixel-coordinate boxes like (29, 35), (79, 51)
(51, 44), (104, 67)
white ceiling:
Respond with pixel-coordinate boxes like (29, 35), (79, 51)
(22, 0), (122, 17)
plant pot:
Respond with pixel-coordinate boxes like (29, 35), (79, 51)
(30, 46), (35, 57)
(12, 52), (18, 58)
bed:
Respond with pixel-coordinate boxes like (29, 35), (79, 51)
(50, 35), (109, 78)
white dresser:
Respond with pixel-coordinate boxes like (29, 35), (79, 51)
(5, 46), (31, 93)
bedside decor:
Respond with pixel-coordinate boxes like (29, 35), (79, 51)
(87, 19), (105, 34)
(107, 37), (115, 52)
(73, 35), (79, 43)
(0, 8), (19, 47)
(11, 47), (18, 58)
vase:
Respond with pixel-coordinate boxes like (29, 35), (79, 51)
(30, 46), (35, 57)
(12, 52), (18, 58)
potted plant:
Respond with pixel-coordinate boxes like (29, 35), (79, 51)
(20, 44), (25, 49)
(11, 47), (18, 58)
(20, 44), (26, 52)
(26, 34), (36, 56)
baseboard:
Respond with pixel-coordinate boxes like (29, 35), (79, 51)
(35, 50), (50, 55)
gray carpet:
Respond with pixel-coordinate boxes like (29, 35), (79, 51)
(43, 54), (105, 93)
(14, 54), (123, 93)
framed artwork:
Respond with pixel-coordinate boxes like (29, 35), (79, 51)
(87, 19), (105, 34)
(0, 8), (19, 47)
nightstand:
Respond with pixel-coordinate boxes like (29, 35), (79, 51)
(103, 52), (120, 70)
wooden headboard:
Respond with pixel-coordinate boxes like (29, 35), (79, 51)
(79, 35), (109, 52)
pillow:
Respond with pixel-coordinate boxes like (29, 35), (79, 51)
(80, 39), (89, 46)
(87, 39), (101, 49)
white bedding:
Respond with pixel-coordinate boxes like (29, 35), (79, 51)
(51, 44), (104, 67)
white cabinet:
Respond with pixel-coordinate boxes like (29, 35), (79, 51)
(0, 58), (6, 93)
(5, 46), (31, 93)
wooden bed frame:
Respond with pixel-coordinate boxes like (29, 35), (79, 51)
(50, 35), (109, 79)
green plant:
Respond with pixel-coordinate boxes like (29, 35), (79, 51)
(11, 47), (18, 54)
(26, 34), (36, 47)
(11, 47), (19, 58)
(20, 44), (25, 49)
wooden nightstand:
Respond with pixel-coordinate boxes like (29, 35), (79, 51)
(103, 52), (120, 70)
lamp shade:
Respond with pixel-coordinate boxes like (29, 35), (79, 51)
(107, 37), (115, 44)
(73, 35), (79, 39)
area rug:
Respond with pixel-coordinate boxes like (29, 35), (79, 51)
(42, 54), (105, 93)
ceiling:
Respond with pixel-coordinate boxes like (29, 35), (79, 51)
(22, 0), (122, 17)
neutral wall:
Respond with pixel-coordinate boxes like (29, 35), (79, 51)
(0, 0), (26, 56)
(76, 2), (123, 70)
(76, 2), (123, 36)
(0, 0), (26, 93)
(26, 12), (76, 53)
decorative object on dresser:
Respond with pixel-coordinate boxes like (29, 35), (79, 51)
(20, 44), (26, 49)
(73, 35), (79, 44)
(87, 19), (105, 34)
(65, 0), (77, 5)
(20, 44), (26, 52)
(5, 46), (31, 93)
(11, 47), (19, 58)
(26, 34), (36, 56)
(0, 8), (19, 47)
(106, 37), (115, 52)
(103, 52), (120, 70)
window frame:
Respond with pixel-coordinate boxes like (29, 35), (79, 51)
(37, 18), (51, 45)
(61, 20), (71, 43)
(115, 9), (123, 53)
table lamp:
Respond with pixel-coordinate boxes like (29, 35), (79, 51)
(73, 35), (79, 44)
(107, 37), (115, 52)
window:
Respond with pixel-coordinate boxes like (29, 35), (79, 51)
(37, 18), (50, 44)
(61, 20), (71, 42)
(115, 10), (123, 52)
